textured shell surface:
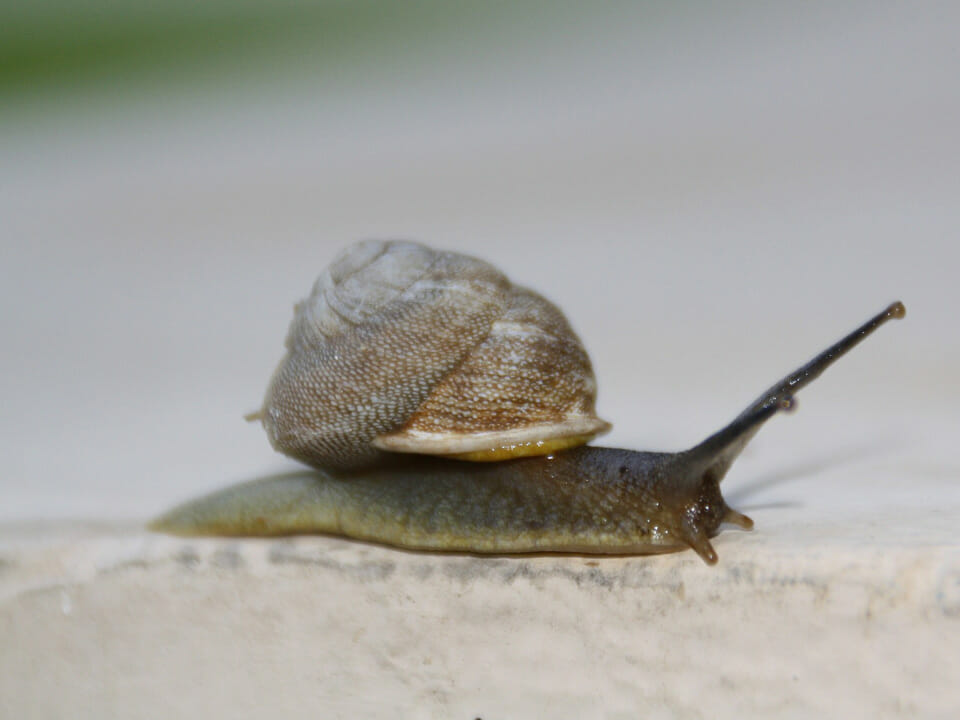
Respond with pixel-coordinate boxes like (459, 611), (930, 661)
(260, 239), (610, 469)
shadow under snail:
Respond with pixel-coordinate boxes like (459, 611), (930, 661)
(151, 240), (905, 565)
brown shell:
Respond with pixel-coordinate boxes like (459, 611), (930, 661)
(258, 240), (610, 470)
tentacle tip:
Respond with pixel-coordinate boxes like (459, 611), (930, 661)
(681, 525), (719, 565)
(696, 544), (719, 566)
(243, 410), (264, 423)
(723, 506), (754, 530)
(886, 301), (906, 320)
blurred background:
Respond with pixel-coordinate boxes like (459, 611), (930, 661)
(1, 0), (956, 522)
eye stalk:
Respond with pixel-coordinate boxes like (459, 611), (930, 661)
(682, 301), (905, 486)
(653, 301), (905, 563)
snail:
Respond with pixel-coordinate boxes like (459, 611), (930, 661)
(151, 240), (905, 565)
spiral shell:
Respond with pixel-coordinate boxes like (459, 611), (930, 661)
(257, 240), (611, 469)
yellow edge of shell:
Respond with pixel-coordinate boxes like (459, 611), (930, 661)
(446, 433), (600, 461)
(373, 418), (612, 461)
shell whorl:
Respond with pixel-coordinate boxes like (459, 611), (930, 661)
(259, 240), (610, 470)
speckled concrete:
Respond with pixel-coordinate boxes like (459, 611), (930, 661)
(1, 518), (958, 719)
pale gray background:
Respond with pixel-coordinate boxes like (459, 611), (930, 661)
(1, 0), (956, 524)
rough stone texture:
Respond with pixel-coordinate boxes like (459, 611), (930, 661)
(2, 500), (958, 719)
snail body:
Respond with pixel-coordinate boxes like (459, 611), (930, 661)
(152, 240), (905, 565)
(150, 448), (751, 563)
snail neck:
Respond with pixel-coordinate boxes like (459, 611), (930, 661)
(477, 446), (748, 565)
(562, 446), (751, 564)
(683, 300), (905, 480)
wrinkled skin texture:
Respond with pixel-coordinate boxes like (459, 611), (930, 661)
(152, 447), (751, 565)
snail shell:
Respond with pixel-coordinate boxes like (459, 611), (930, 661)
(258, 240), (611, 469)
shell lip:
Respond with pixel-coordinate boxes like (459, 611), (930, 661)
(372, 417), (612, 457)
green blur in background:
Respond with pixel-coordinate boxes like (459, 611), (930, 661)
(1, 0), (593, 97)
(2, 0), (426, 91)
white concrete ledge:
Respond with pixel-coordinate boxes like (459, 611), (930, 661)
(2, 516), (957, 719)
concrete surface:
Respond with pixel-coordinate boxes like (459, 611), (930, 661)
(2, 2), (958, 718)
(1, 511), (958, 719)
